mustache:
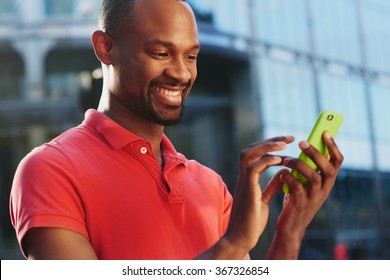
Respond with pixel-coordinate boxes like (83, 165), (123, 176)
(151, 79), (192, 89)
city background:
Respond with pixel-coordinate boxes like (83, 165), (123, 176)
(0, 0), (389, 259)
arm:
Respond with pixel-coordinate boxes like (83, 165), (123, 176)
(23, 228), (98, 260)
(266, 131), (344, 259)
(196, 136), (295, 260)
(10, 144), (97, 260)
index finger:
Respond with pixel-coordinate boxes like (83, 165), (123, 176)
(248, 136), (295, 148)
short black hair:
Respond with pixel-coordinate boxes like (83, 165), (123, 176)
(98, 0), (136, 35)
(98, 0), (188, 35)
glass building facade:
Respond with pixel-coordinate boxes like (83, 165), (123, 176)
(0, 0), (389, 259)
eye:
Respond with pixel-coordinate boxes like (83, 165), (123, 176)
(185, 54), (198, 62)
(148, 51), (169, 59)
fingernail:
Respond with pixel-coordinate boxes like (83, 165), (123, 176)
(275, 156), (283, 164)
(276, 142), (288, 148)
(299, 140), (310, 149)
(283, 157), (291, 164)
(324, 131), (331, 138)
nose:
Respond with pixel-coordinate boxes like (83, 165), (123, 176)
(164, 58), (192, 84)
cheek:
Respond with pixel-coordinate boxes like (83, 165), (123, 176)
(189, 63), (197, 81)
(117, 61), (149, 89)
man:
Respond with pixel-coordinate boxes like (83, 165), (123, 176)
(10, 0), (343, 260)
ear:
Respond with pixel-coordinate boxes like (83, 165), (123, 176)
(91, 30), (114, 65)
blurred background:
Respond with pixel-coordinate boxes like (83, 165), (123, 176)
(1, 0), (389, 260)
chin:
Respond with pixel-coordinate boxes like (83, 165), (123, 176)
(155, 110), (183, 126)
(156, 115), (182, 126)
(146, 103), (185, 126)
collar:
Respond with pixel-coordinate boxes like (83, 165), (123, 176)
(83, 109), (186, 164)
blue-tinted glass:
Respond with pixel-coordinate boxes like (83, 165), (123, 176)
(189, 0), (250, 36)
(256, 0), (309, 52)
(318, 73), (374, 170)
(319, 73), (369, 137)
(213, 0), (250, 36)
(260, 58), (316, 130)
(311, 0), (361, 65)
(45, 0), (72, 15)
(45, 0), (100, 18)
(370, 83), (390, 140)
(370, 83), (390, 170)
(362, 0), (390, 72)
(0, 0), (19, 17)
(187, 0), (213, 24)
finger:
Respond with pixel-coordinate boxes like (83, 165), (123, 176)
(298, 140), (330, 172)
(297, 136), (342, 184)
(323, 131), (344, 169)
(262, 168), (289, 205)
(240, 136), (295, 175)
(248, 135), (295, 148)
(240, 141), (289, 174)
(279, 165), (307, 194)
(262, 155), (290, 166)
(282, 155), (322, 190)
(247, 156), (283, 186)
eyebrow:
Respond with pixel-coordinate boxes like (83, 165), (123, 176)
(145, 39), (200, 51)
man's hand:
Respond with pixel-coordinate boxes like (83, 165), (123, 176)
(266, 131), (344, 259)
(219, 136), (295, 259)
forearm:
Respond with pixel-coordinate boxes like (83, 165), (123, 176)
(265, 230), (304, 260)
(195, 236), (251, 260)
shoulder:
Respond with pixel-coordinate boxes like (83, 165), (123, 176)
(14, 125), (93, 184)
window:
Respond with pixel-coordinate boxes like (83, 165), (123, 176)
(256, 0), (309, 52)
(362, 0), (390, 72)
(311, 0), (361, 65)
(45, 0), (101, 19)
(318, 73), (373, 170)
(0, 51), (24, 100)
(261, 58), (316, 131)
(0, 0), (18, 18)
(370, 83), (390, 171)
(260, 58), (316, 158)
(188, 0), (250, 36)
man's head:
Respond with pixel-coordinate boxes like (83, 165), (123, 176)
(92, 0), (199, 126)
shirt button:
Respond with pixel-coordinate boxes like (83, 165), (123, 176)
(140, 147), (148, 154)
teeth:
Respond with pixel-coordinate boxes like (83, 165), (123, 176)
(155, 86), (181, 97)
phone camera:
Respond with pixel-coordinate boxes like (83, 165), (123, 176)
(327, 114), (334, 121)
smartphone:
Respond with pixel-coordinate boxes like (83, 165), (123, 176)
(282, 110), (344, 194)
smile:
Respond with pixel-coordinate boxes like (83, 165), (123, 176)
(153, 86), (181, 97)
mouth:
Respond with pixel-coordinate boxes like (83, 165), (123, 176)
(151, 85), (186, 107)
(154, 86), (181, 97)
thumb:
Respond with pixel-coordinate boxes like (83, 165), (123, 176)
(262, 168), (289, 205)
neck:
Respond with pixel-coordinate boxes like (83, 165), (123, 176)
(98, 92), (164, 165)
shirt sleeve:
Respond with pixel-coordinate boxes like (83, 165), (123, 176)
(221, 180), (233, 235)
(9, 144), (88, 257)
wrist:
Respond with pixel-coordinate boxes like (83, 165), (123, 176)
(195, 235), (251, 260)
(266, 230), (304, 260)
(215, 234), (251, 260)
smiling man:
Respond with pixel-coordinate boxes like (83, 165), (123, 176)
(10, 0), (343, 260)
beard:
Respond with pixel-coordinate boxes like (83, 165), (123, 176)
(145, 102), (185, 126)
(143, 82), (190, 126)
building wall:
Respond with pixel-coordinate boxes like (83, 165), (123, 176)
(188, 0), (390, 259)
(1, 0), (389, 259)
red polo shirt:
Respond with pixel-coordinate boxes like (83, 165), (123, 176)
(10, 110), (232, 259)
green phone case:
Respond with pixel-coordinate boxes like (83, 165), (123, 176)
(282, 110), (344, 194)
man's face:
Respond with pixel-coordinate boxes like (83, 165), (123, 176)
(109, 0), (200, 126)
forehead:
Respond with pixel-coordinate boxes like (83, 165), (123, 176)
(130, 0), (199, 46)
